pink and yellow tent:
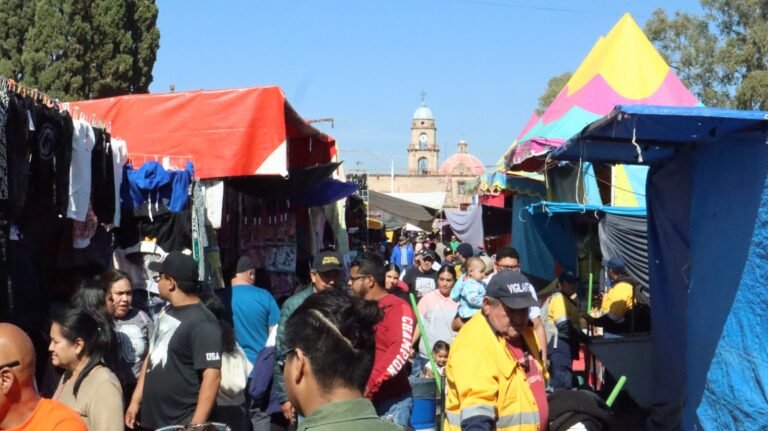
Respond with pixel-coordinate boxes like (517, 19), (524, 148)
(503, 13), (699, 205)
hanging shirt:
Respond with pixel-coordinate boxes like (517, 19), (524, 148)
(110, 138), (128, 227)
(68, 120), (95, 221)
(91, 129), (115, 224)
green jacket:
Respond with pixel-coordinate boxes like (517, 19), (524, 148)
(273, 284), (316, 404)
(298, 398), (403, 431)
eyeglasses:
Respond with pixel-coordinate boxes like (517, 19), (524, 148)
(276, 347), (298, 373)
(498, 264), (520, 272)
(152, 273), (167, 282)
(0, 360), (20, 370)
(348, 274), (372, 282)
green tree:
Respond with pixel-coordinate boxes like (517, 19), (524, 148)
(646, 0), (768, 109)
(12, 0), (159, 101)
(535, 71), (572, 115)
(0, 0), (35, 80)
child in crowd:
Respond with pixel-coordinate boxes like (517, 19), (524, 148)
(421, 341), (450, 378)
(450, 257), (487, 322)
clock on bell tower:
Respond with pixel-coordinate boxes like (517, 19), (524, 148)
(408, 97), (439, 175)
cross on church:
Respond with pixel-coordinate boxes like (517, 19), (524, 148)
(420, 90), (427, 103)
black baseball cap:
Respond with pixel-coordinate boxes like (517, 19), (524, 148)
(312, 250), (343, 273)
(455, 243), (474, 259)
(236, 256), (255, 274)
(419, 249), (437, 261)
(486, 271), (538, 309)
(149, 251), (198, 283)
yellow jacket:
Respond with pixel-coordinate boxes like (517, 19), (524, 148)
(444, 312), (543, 431)
(600, 280), (634, 321)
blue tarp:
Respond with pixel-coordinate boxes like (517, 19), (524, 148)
(524, 201), (647, 217)
(562, 105), (768, 430)
(290, 178), (357, 207)
(513, 195), (576, 280)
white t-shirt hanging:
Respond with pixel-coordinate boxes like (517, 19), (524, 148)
(111, 138), (128, 227)
(67, 120), (96, 221)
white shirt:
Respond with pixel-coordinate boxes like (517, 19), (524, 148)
(67, 120), (96, 221)
(110, 138), (128, 227)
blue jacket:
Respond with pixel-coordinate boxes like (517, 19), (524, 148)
(248, 346), (281, 415)
(389, 244), (414, 268)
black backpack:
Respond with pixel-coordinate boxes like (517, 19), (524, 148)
(548, 389), (613, 431)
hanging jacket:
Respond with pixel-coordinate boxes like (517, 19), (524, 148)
(444, 312), (543, 431)
(121, 161), (193, 214)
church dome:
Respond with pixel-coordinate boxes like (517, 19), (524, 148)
(439, 140), (485, 176)
(413, 103), (434, 120)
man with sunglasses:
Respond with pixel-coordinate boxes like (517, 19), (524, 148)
(348, 254), (415, 427)
(0, 323), (87, 430)
(273, 250), (344, 424)
(125, 251), (222, 430)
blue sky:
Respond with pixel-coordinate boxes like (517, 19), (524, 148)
(150, 0), (702, 174)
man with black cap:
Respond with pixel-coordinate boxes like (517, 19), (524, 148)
(544, 271), (582, 390)
(585, 256), (635, 333)
(126, 251), (222, 430)
(444, 270), (548, 431)
(231, 256), (280, 365)
(402, 248), (439, 299)
(273, 250), (344, 424)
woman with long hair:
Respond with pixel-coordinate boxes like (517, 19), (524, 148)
(280, 289), (400, 430)
(50, 307), (124, 431)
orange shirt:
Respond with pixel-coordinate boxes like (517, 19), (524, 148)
(8, 398), (87, 431)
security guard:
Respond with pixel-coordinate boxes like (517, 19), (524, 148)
(445, 271), (547, 431)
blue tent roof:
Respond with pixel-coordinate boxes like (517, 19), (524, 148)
(555, 105), (768, 164)
(524, 200), (646, 217)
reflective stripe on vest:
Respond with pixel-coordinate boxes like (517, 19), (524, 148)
(446, 409), (540, 428)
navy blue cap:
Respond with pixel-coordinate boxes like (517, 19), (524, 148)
(603, 256), (626, 270)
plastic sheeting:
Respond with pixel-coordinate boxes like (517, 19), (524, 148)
(445, 206), (484, 247)
(290, 179), (357, 208)
(368, 190), (440, 231)
(513, 194), (578, 280)
(598, 214), (648, 289)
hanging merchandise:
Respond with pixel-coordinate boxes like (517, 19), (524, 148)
(191, 180), (208, 281)
(68, 119), (96, 221)
(121, 161), (194, 216)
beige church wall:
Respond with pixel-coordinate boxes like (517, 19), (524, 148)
(368, 174), (477, 209)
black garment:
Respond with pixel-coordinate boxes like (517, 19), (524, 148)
(141, 302), (222, 428)
(402, 266), (438, 299)
(5, 93), (30, 221)
(116, 209), (192, 253)
(91, 128), (115, 224)
(27, 104), (73, 217)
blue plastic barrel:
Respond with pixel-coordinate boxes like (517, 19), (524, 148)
(410, 377), (437, 430)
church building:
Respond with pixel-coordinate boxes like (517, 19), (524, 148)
(367, 100), (485, 209)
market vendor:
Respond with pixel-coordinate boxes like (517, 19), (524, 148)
(584, 257), (635, 333)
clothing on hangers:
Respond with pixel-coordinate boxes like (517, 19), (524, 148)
(68, 119), (96, 221)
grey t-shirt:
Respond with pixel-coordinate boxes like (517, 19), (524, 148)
(115, 308), (154, 378)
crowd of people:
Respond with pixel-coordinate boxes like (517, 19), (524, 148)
(0, 232), (642, 431)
